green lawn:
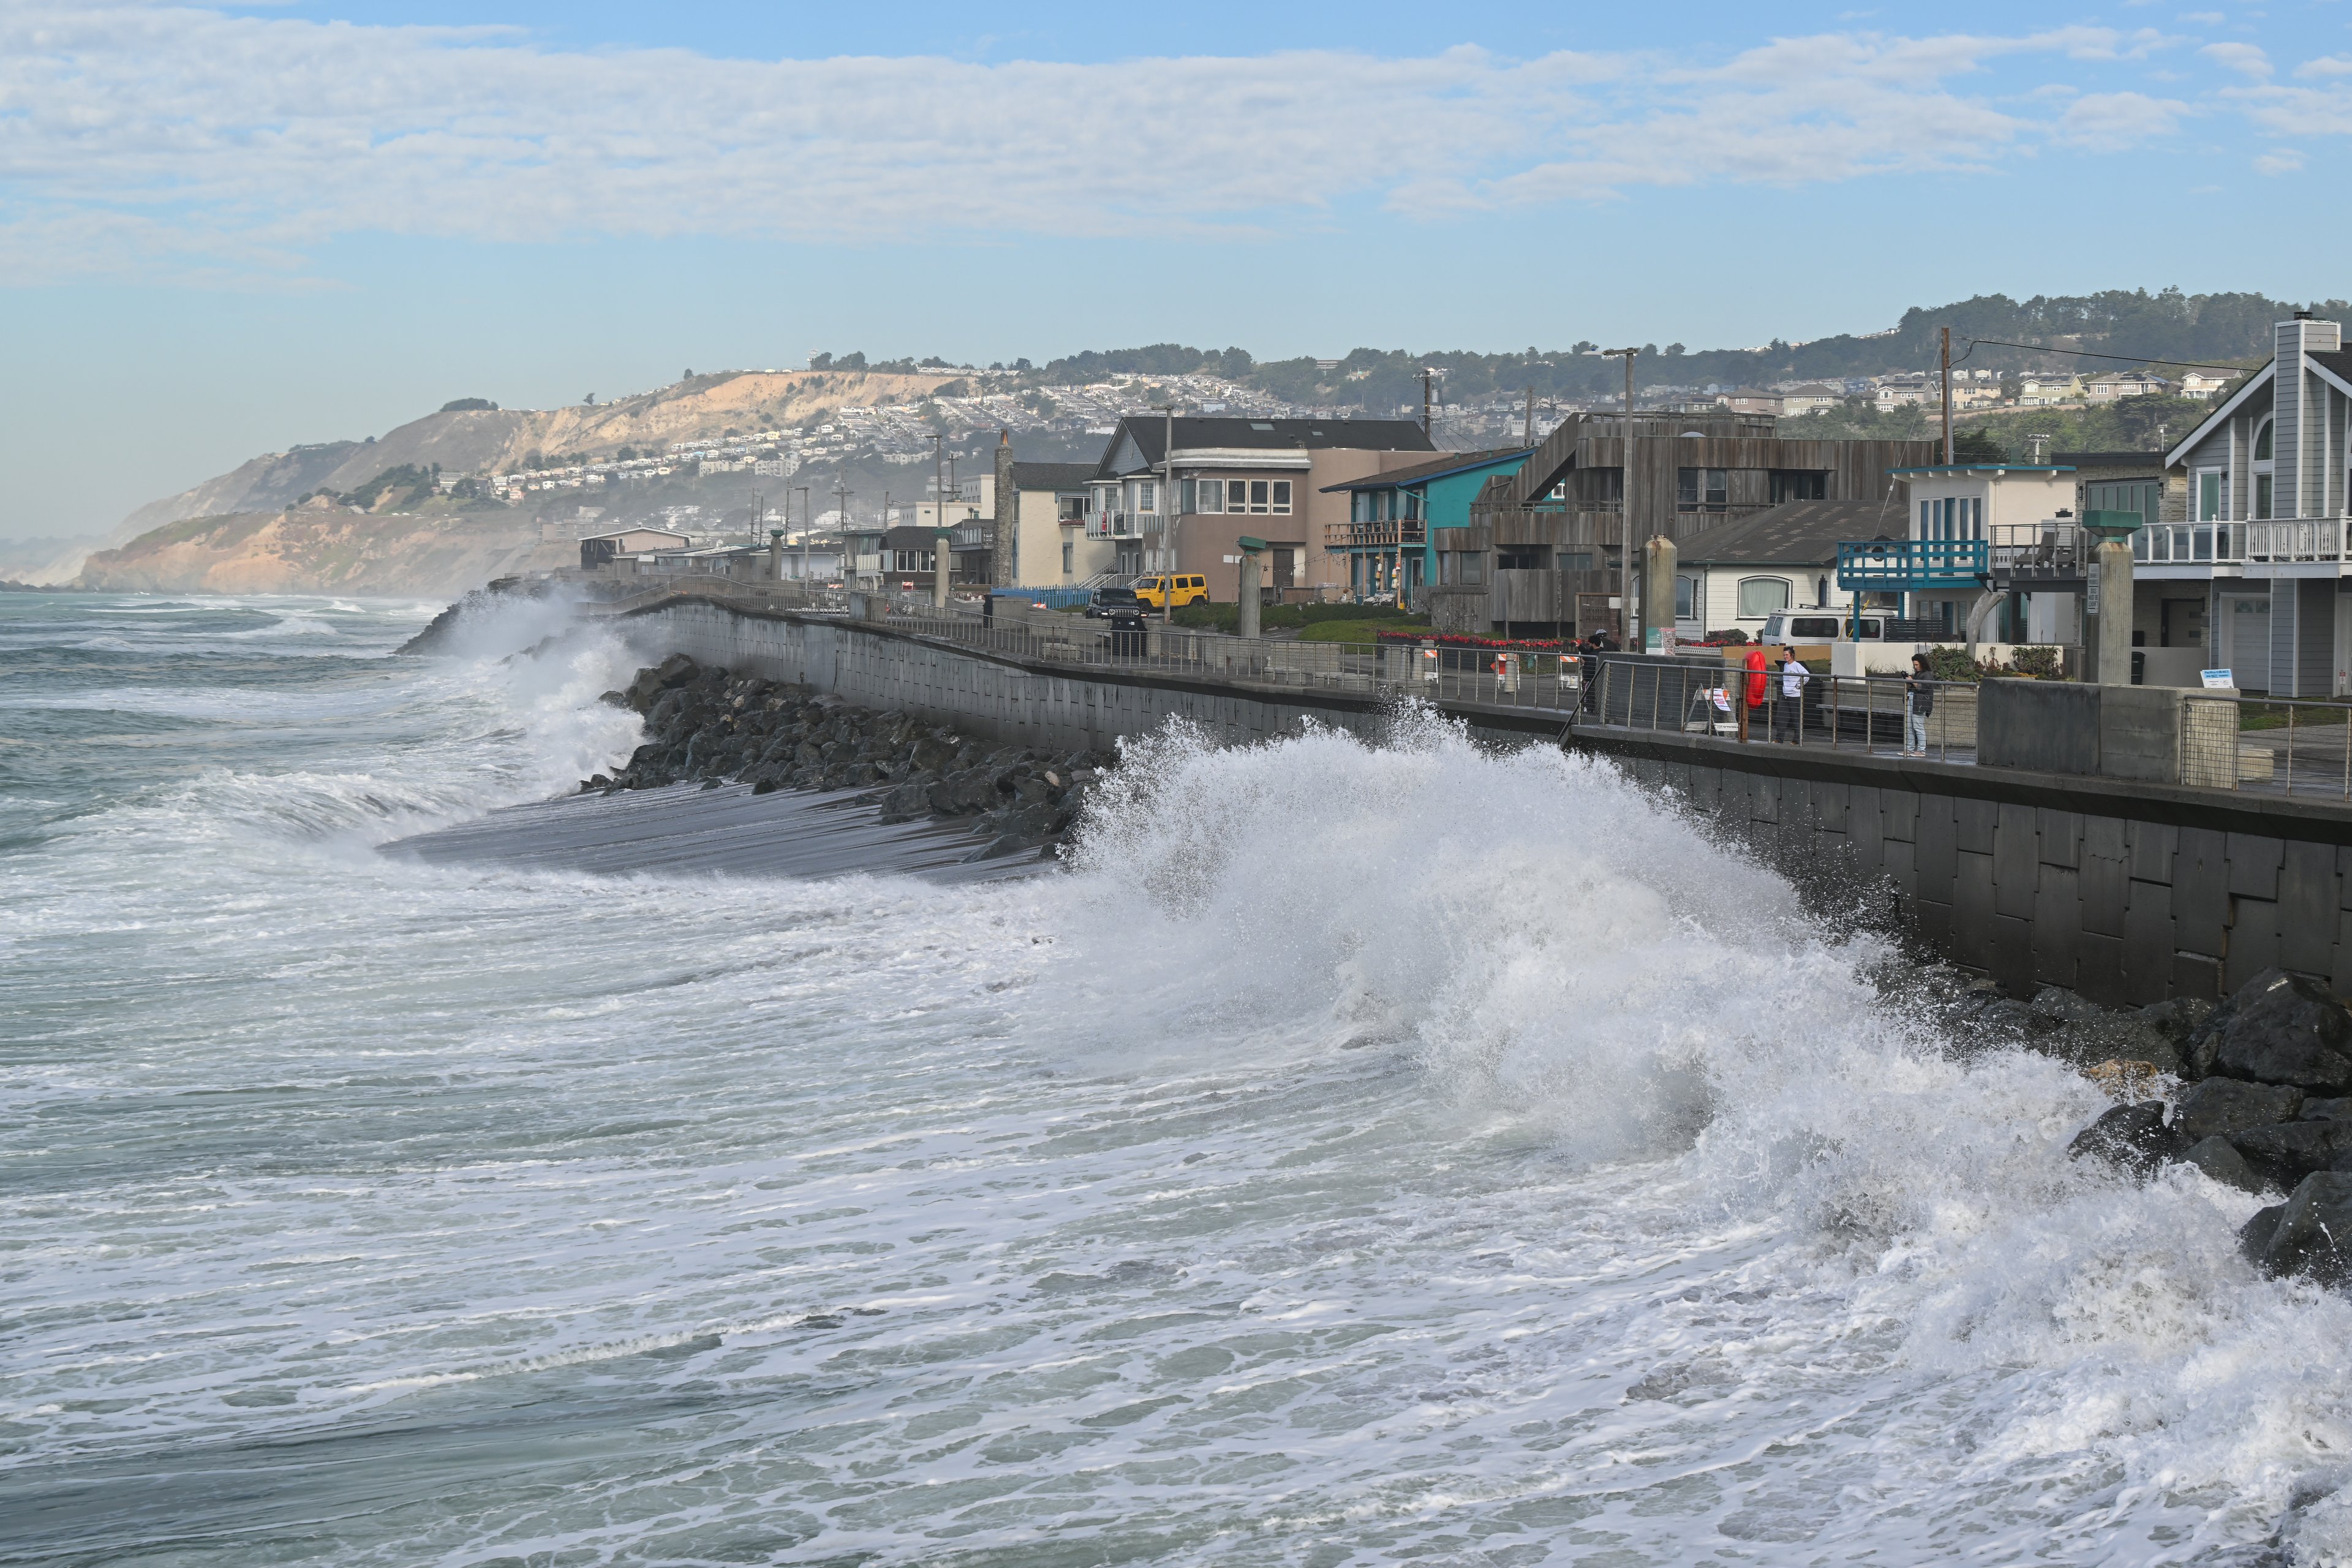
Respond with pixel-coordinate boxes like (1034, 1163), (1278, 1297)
(1295, 617), (1425, 644)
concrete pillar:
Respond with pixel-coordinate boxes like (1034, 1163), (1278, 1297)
(933, 529), (952, 609)
(1642, 535), (1678, 653)
(1237, 548), (1262, 639)
(2093, 538), (2134, 684)
(768, 529), (785, 582)
(991, 431), (1014, 588)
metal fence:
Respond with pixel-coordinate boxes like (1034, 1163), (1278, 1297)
(2179, 694), (2352, 798)
(1581, 656), (1979, 762)
(582, 571), (2352, 802)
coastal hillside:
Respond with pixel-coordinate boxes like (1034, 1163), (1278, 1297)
(77, 500), (570, 596)
(106, 369), (956, 546)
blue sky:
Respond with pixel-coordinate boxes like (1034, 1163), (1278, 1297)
(4, 0), (2348, 539)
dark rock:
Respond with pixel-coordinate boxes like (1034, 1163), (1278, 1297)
(2189, 969), (2352, 1091)
(2247, 1171), (2352, 1284)
(2240, 1202), (2288, 1266)
(2227, 1118), (2352, 1185)
(627, 652), (699, 710)
(2068, 1101), (2190, 1175)
(2183, 1136), (2271, 1194)
(2304, 1098), (2352, 1121)
(2172, 1079), (2305, 1142)
(2138, 997), (2217, 1046)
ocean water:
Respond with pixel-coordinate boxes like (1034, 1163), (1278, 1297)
(6, 587), (2352, 1567)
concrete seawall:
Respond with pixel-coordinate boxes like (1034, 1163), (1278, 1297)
(611, 595), (1568, 753)
(606, 592), (2352, 1008)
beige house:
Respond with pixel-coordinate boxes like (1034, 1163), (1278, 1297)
(1001, 462), (1106, 586)
(1897, 462), (2079, 639)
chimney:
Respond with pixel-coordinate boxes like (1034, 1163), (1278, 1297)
(990, 429), (1014, 588)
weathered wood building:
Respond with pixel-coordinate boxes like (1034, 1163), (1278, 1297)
(1433, 412), (1939, 638)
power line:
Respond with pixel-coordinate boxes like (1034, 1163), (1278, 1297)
(1961, 337), (2249, 373)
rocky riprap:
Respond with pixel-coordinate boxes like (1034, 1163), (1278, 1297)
(2059, 966), (2352, 1287)
(582, 654), (1107, 861)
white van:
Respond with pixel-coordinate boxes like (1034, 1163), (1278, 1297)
(1757, 610), (1896, 643)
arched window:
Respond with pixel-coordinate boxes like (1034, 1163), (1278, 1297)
(2255, 419), (2274, 461)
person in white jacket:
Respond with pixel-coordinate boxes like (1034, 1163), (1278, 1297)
(1773, 657), (1808, 744)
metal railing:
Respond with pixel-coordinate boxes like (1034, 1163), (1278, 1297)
(2179, 694), (2352, 799)
(575, 572), (2352, 803)
(1581, 656), (1979, 763)
(1991, 522), (2084, 576)
(2132, 518), (2352, 567)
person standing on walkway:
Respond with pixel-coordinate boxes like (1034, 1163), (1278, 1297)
(1738, 645), (1768, 742)
(1774, 655), (1809, 744)
(1904, 652), (1934, 756)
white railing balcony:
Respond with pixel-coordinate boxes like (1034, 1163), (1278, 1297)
(2133, 521), (2247, 565)
(2244, 518), (2350, 564)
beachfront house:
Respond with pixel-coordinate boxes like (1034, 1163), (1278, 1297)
(1317, 447), (1534, 609)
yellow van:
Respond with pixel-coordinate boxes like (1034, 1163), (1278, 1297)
(1133, 574), (1210, 609)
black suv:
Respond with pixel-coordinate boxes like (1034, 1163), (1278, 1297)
(1084, 586), (1142, 619)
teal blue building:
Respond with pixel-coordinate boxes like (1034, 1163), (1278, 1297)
(1321, 447), (1533, 607)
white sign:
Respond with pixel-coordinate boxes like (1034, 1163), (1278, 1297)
(1221, 554), (1240, 564)
(2201, 669), (2235, 688)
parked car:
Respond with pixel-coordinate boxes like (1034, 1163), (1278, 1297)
(1758, 610), (1895, 643)
(1134, 574), (1209, 610)
(1084, 586), (1142, 618)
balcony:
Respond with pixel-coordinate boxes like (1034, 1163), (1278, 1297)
(1836, 538), (1989, 593)
(1325, 519), (1428, 550)
(2130, 518), (2352, 569)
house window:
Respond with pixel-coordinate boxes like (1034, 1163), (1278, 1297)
(1459, 552), (1485, 583)
(1675, 576), (1696, 619)
(2255, 420), (2274, 461)
(1179, 479), (1196, 513)
(2256, 474), (2274, 519)
(1136, 480), (1156, 513)
(1496, 549), (1545, 570)
(1736, 576), (1792, 617)
(1769, 470), (1828, 503)
(2196, 470), (2226, 521)
(1249, 480), (1270, 514)
(1061, 540), (1074, 574)
(1197, 481), (1224, 514)
(1271, 481), (1292, 514)
(1677, 467), (1728, 511)
(1558, 551), (1594, 573)
(1057, 495), (1085, 523)
(1401, 491), (1420, 519)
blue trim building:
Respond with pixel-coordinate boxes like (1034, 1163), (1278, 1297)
(1319, 447), (1534, 607)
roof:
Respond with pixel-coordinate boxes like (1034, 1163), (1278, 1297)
(1317, 447), (1534, 494)
(1675, 500), (1904, 568)
(1009, 461), (1096, 490)
(1887, 464), (2075, 475)
(582, 527), (688, 542)
(2051, 451), (2165, 470)
(1096, 416), (1434, 476)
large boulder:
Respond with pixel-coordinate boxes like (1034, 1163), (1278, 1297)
(2068, 1101), (2191, 1176)
(2243, 1170), (2352, 1285)
(627, 652), (699, 711)
(2184, 1136), (2271, 1194)
(2188, 969), (2352, 1091)
(2172, 1078), (2305, 1142)
(2228, 1118), (2352, 1185)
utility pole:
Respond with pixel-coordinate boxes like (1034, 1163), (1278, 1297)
(1155, 403), (1178, 624)
(1420, 368), (1434, 436)
(835, 479), (854, 587)
(1602, 347), (1640, 646)
(1524, 385), (1536, 448)
(796, 484), (810, 582)
(1940, 325), (1955, 466)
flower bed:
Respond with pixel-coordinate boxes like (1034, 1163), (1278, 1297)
(1374, 630), (1573, 653)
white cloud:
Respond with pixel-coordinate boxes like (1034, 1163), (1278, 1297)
(2296, 56), (2352, 78)
(2058, 91), (2193, 149)
(2201, 41), (2274, 76)
(2255, 147), (2307, 173)
(0, 6), (2256, 281)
